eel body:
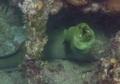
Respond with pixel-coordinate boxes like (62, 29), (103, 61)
(43, 23), (95, 61)
(0, 41), (25, 71)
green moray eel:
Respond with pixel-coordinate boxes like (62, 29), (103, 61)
(43, 23), (95, 61)
(0, 41), (25, 71)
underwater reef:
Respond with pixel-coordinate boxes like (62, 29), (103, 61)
(93, 31), (120, 84)
(0, 2), (25, 71)
(1, 0), (120, 84)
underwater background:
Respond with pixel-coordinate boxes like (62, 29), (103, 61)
(0, 0), (120, 84)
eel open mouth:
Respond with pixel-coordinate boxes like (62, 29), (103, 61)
(79, 26), (91, 37)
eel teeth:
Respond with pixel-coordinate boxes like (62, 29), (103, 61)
(86, 29), (90, 32)
(79, 33), (82, 37)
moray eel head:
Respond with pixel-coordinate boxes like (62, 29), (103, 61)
(64, 23), (95, 60)
(78, 24), (93, 41)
